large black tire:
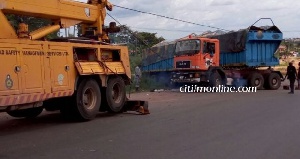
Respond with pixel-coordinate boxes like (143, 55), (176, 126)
(7, 107), (43, 118)
(209, 71), (222, 87)
(105, 77), (126, 113)
(265, 73), (281, 90)
(248, 73), (264, 90)
(62, 79), (101, 121)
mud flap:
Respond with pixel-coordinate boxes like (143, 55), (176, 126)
(123, 100), (150, 115)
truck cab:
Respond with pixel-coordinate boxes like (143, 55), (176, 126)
(171, 37), (222, 85)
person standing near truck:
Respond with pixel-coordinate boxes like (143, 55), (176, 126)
(285, 62), (297, 94)
(134, 65), (142, 92)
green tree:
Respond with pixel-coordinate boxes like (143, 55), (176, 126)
(108, 25), (165, 73)
(6, 14), (59, 39)
(109, 25), (165, 54)
(134, 31), (165, 47)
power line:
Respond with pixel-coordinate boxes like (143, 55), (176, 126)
(111, 5), (300, 36)
(107, 13), (175, 69)
(130, 27), (208, 33)
(107, 13), (155, 46)
(106, 14), (212, 34)
(112, 4), (230, 32)
(282, 31), (300, 32)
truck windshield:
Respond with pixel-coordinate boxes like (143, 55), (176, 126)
(175, 40), (200, 56)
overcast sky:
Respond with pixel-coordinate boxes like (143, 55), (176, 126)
(75, 0), (300, 41)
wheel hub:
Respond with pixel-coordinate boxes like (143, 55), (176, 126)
(112, 83), (121, 104)
(255, 79), (260, 86)
(83, 88), (96, 110)
(216, 79), (221, 86)
(272, 78), (277, 85)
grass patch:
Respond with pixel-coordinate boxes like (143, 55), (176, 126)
(279, 62), (288, 66)
(126, 74), (170, 93)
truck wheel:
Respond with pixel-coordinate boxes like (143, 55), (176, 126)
(106, 77), (126, 113)
(248, 73), (264, 90)
(209, 72), (222, 87)
(7, 107), (43, 118)
(266, 73), (281, 90)
(73, 79), (101, 121)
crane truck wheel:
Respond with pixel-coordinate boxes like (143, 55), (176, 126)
(72, 79), (101, 121)
(265, 73), (281, 90)
(248, 73), (264, 90)
(7, 107), (44, 118)
(105, 77), (126, 113)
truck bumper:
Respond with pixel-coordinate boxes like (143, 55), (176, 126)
(171, 72), (206, 83)
(171, 78), (201, 83)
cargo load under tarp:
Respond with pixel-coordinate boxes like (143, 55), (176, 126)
(207, 25), (282, 67)
(209, 29), (248, 53)
(208, 25), (282, 54)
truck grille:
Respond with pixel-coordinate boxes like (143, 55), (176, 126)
(176, 61), (190, 68)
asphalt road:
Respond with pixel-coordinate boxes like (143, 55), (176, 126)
(0, 87), (300, 159)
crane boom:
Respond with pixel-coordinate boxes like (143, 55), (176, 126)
(0, 0), (99, 22)
(0, 0), (117, 42)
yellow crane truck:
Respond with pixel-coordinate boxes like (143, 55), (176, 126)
(0, 0), (149, 121)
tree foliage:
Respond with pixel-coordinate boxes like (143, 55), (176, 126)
(108, 25), (165, 72)
(6, 14), (59, 39)
(109, 25), (165, 53)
